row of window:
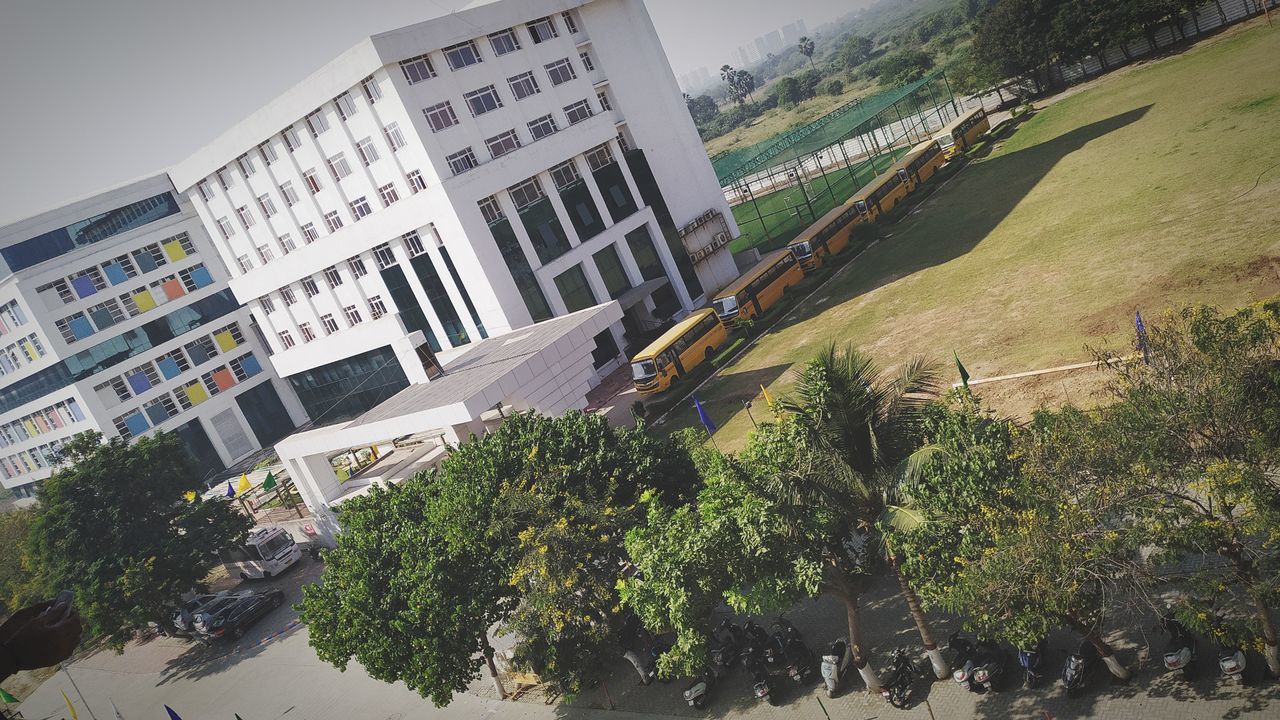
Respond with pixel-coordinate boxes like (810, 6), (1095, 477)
(419, 54), (590, 138)
(477, 141), (620, 223)
(90, 322), (245, 409)
(0, 192), (180, 274)
(397, 13), (580, 88)
(35, 233), (198, 309)
(0, 398), (84, 450)
(112, 351), (263, 441)
(0, 333), (46, 377)
(446, 95), (603, 177)
(0, 301), (28, 337)
(53, 263), (216, 344)
(0, 439), (65, 481)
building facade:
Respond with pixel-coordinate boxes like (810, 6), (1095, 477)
(0, 175), (308, 500)
(170, 0), (740, 425)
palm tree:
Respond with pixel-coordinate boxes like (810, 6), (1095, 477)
(798, 36), (817, 71)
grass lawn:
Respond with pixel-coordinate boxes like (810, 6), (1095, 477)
(705, 77), (879, 159)
(660, 20), (1280, 450)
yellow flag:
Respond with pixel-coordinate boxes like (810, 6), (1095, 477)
(62, 690), (79, 720)
(184, 490), (197, 502)
(760, 384), (776, 409)
(236, 473), (252, 496)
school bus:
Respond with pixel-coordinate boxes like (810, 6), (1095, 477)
(630, 309), (728, 394)
(933, 107), (989, 159)
(787, 198), (863, 272)
(890, 139), (946, 193)
(850, 167), (908, 222)
(712, 248), (804, 324)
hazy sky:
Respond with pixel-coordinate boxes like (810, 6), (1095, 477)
(0, 0), (864, 225)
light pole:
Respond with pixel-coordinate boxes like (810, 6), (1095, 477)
(743, 400), (758, 430)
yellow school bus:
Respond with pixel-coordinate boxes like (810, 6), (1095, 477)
(850, 167), (908, 222)
(712, 248), (804, 324)
(933, 107), (990, 159)
(890, 139), (946, 193)
(787, 198), (864, 272)
(630, 309), (728, 395)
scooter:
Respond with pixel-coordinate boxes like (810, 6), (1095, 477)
(1017, 638), (1047, 688)
(744, 646), (778, 706)
(1063, 639), (1096, 696)
(710, 619), (744, 671)
(972, 638), (1009, 692)
(949, 632), (978, 692)
(682, 669), (714, 710)
(784, 635), (817, 684)
(742, 619), (771, 651)
(820, 637), (853, 698)
(1159, 612), (1195, 677)
(1217, 640), (1247, 685)
(765, 617), (809, 675)
(880, 646), (916, 709)
(621, 627), (670, 686)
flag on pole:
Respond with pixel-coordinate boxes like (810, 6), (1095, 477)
(62, 690), (79, 720)
(164, 705), (183, 720)
(225, 481), (235, 497)
(110, 697), (126, 720)
(261, 471), (277, 491)
(236, 473), (252, 496)
(760, 384), (776, 410)
(0, 687), (18, 704)
(693, 396), (717, 435)
(1135, 311), (1151, 365)
(954, 351), (971, 391)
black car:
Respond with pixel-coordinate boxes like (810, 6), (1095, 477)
(196, 589), (285, 640)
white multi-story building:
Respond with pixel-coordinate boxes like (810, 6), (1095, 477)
(0, 175), (309, 501)
(170, 0), (740, 425)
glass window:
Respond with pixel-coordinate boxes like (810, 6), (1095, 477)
(400, 54), (436, 84)
(320, 314), (339, 335)
(0, 192), (181, 273)
(378, 183), (400, 207)
(236, 206), (255, 229)
(626, 225), (666, 281)
(446, 147), (479, 176)
(489, 28), (521, 55)
(383, 122), (406, 150)
(372, 243), (397, 269)
(355, 138), (380, 166)
(488, 217), (551, 322)
(580, 50), (594, 72)
(303, 169), (322, 194)
(350, 196), (373, 221)
(324, 211), (344, 233)
(527, 16), (558, 43)
(545, 58), (577, 86)
(301, 223), (320, 243)
(299, 323), (316, 342)
(327, 153), (352, 180)
(564, 99), (594, 125)
(196, 181), (214, 201)
(463, 85), (503, 117)
(255, 245), (274, 265)
(406, 170), (427, 193)
(279, 182), (299, 206)
(323, 266), (343, 288)
(301, 277), (321, 297)
(486, 129), (521, 159)
(443, 40), (482, 70)
(257, 194), (277, 218)
(593, 244), (632, 300)
(423, 101), (459, 132)
(527, 114), (558, 140)
(280, 287), (297, 306)
(348, 257), (368, 278)
(508, 71), (540, 100)
(554, 264), (597, 313)
(508, 177), (544, 209)
(562, 11), (579, 34)
(343, 305), (362, 326)
(368, 295), (388, 319)
(217, 168), (234, 190)
(306, 109), (329, 137)
(334, 92), (358, 120)
(282, 126), (302, 152)
(237, 154), (256, 176)
(286, 345), (410, 424)
(361, 75), (382, 103)
(549, 160), (580, 190)
(479, 196), (505, 224)
(597, 90), (612, 111)
(409, 252), (470, 346)
(403, 231), (426, 257)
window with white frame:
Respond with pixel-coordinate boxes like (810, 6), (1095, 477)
(545, 58), (577, 86)
(597, 90), (612, 112)
(301, 223), (320, 244)
(579, 50), (595, 72)
(564, 98), (594, 124)
(348, 256), (368, 278)
(463, 85), (503, 116)
(215, 217), (235, 240)
(303, 169), (322, 194)
(216, 168), (234, 190)
(550, 159), (581, 190)
(488, 28), (521, 55)
(372, 243), (397, 269)
(306, 109), (329, 137)
(236, 255), (253, 274)
(383, 122), (406, 151)
(443, 40), (482, 70)
(585, 142), (615, 170)
(446, 147), (479, 176)
(237, 154), (256, 176)
(257, 194), (277, 218)
(354, 138), (378, 166)
(508, 177), (545, 209)
(361, 75), (382, 103)
(301, 277), (321, 297)
(259, 141), (278, 165)
(334, 92), (358, 120)
(343, 305), (363, 326)
(280, 286), (297, 306)
(478, 196), (505, 224)
(236, 205), (255, 229)
(406, 170), (427, 193)
(400, 53), (436, 84)
(278, 330), (295, 349)
(279, 181), (299, 206)
(527, 16), (558, 43)
(378, 183), (400, 207)
(323, 211), (344, 233)
(259, 295), (276, 314)
(527, 113), (558, 140)
(368, 295), (388, 319)
(508, 71), (540, 100)
(197, 180), (214, 201)
(562, 10), (579, 33)
(423, 101), (459, 133)
(403, 231), (426, 257)
(299, 323), (316, 342)
(282, 126), (302, 152)
(327, 153), (352, 180)
(279, 234), (296, 254)
(320, 313), (339, 335)
(323, 266), (343, 288)
(486, 129), (521, 159)
(350, 196), (373, 221)
(255, 244), (274, 265)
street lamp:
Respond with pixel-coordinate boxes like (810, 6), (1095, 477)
(743, 399), (758, 430)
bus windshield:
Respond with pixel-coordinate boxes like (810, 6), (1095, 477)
(631, 360), (656, 381)
(936, 133), (955, 149)
(790, 240), (812, 258)
(257, 533), (294, 560)
(713, 296), (739, 318)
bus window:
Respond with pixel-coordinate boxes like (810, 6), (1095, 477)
(896, 168), (909, 182)
(854, 200), (868, 215)
(713, 295), (740, 319)
(632, 359), (657, 382)
(257, 533), (293, 560)
(790, 239), (813, 259)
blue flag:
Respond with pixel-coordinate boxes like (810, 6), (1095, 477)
(1135, 311), (1151, 365)
(693, 396), (717, 435)
(164, 706), (183, 720)
(225, 481), (235, 497)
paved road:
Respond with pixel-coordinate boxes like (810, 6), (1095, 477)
(19, 562), (1280, 720)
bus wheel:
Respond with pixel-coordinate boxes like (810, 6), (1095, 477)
(239, 572), (250, 581)
(705, 347), (716, 362)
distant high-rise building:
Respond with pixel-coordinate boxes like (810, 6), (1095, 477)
(797, 18), (808, 36)
(737, 46), (753, 67)
(764, 30), (784, 54)
(782, 23), (800, 46)
(694, 67), (712, 88)
(754, 36), (769, 59)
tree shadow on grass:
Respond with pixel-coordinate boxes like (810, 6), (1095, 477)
(786, 105), (1155, 330)
(651, 363), (793, 435)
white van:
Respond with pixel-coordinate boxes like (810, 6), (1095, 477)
(221, 527), (301, 580)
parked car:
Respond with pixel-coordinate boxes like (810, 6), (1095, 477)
(196, 589), (286, 640)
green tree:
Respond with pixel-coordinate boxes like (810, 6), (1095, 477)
(684, 93), (719, 127)
(0, 509), (45, 615)
(773, 76), (806, 108)
(798, 36), (817, 71)
(300, 412), (697, 705)
(971, 0), (1057, 92)
(27, 431), (251, 649)
(865, 48), (936, 84)
(840, 35), (875, 69)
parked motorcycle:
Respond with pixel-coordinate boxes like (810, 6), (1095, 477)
(1017, 638), (1047, 688)
(765, 617), (814, 683)
(710, 619), (744, 671)
(744, 646), (778, 706)
(972, 638), (1009, 692)
(742, 619), (771, 651)
(621, 625), (670, 686)
(820, 637), (853, 698)
(682, 669), (714, 710)
(1217, 639), (1247, 685)
(880, 647), (916, 709)
(1159, 612), (1195, 677)
(1063, 639), (1096, 696)
(949, 632), (978, 691)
